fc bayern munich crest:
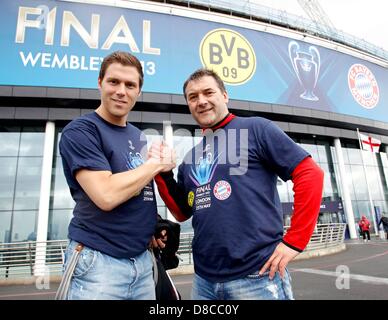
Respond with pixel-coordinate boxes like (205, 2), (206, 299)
(348, 64), (379, 109)
(213, 180), (232, 201)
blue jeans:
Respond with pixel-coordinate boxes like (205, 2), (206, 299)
(192, 269), (294, 300)
(64, 240), (155, 300)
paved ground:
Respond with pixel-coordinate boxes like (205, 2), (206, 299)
(0, 239), (387, 300)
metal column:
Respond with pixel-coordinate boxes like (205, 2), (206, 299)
(34, 121), (55, 276)
(334, 138), (357, 239)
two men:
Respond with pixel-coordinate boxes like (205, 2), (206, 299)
(154, 69), (324, 300)
(60, 50), (324, 300)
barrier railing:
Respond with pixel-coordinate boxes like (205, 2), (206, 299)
(0, 223), (345, 278)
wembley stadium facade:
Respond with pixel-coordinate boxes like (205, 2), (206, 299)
(1, 0), (388, 245)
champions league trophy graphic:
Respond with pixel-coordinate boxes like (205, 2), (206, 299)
(288, 41), (320, 101)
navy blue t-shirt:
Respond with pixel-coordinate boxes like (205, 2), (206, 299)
(59, 112), (157, 259)
(177, 116), (309, 282)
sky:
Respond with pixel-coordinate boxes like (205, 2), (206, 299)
(248, 0), (388, 51)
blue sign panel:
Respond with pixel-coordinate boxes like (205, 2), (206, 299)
(1, 0), (387, 122)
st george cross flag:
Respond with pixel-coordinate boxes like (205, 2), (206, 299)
(358, 132), (381, 153)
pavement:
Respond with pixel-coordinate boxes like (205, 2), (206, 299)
(0, 238), (387, 300)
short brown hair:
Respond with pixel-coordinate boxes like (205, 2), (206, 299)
(183, 68), (226, 100)
(99, 51), (144, 89)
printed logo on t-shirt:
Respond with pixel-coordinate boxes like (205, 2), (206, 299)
(188, 191), (195, 207)
(190, 144), (220, 186)
(143, 184), (154, 202)
(123, 143), (154, 201)
(126, 151), (144, 170)
(213, 180), (232, 200)
(194, 183), (212, 211)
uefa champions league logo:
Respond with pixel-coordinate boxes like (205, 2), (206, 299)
(190, 144), (220, 186)
(288, 41), (321, 101)
(348, 64), (379, 109)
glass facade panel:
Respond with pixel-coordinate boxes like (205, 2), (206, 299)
(299, 140), (319, 161)
(0, 158), (17, 211)
(51, 155), (75, 209)
(0, 212), (12, 243)
(0, 132), (20, 156)
(367, 166), (384, 200)
(19, 132), (44, 157)
(347, 148), (363, 165)
(284, 138), (339, 203)
(0, 127), (45, 242)
(316, 142), (329, 163)
(377, 153), (388, 199)
(320, 163), (335, 199)
(362, 150), (377, 166)
(349, 165), (368, 200)
(49, 131), (75, 240)
(11, 210), (37, 242)
(13, 157), (43, 210)
(330, 146), (338, 164)
(48, 209), (74, 240)
(342, 145), (350, 164)
(286, 180), (294, 202)
(332, 163), (343, 198)
(341, 144), (387, 234)
(277, 178), (289, 202)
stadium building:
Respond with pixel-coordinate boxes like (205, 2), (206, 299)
(1, 0), (388, 245)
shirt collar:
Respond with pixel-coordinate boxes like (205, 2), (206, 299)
(201, 113), (236, 133)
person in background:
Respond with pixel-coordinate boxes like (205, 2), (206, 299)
(378, 215), (388, 240)
(358, 215), (371, 242)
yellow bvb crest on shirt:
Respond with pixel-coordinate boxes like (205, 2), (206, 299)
(188, 191), (195, 207)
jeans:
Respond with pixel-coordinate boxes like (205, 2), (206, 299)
(64, 240), (155, 300)
(192, 269), (294, 300)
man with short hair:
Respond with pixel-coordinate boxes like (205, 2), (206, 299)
(58, 51), (175, 300)
(154, 68), (324, 300)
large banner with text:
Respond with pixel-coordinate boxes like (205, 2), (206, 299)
(1, 0), (387, 122)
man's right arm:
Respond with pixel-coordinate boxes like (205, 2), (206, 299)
(154, 170), (192, 222)
(76, 158), (172, 212)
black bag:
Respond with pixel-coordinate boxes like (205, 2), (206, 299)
(154, 216), (181, 270)
(152, 216), (182, 300)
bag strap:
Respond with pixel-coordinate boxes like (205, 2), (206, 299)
(55, 243), (84, 300)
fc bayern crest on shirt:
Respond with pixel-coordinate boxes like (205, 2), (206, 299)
(348, 64), (379, 109)
(213, 180), (232, 200)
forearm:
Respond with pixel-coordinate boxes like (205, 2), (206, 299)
(77, 161), (162, 211)
(104, 161), (162, 209)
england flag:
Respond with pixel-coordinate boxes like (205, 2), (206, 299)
(358, 132), (381, 153)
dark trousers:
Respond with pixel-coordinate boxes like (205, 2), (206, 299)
(362, 230), (370, 240)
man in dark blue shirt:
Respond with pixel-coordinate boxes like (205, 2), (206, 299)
(154, 69), (324, 300)
(58, 51), (175, 300)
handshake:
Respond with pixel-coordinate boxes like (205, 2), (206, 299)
(147, 141), (177, 173)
